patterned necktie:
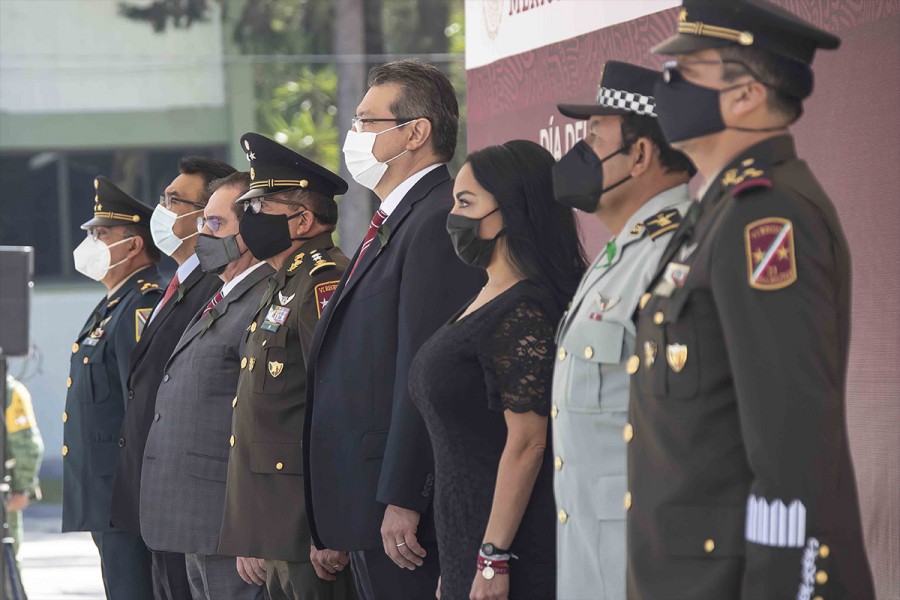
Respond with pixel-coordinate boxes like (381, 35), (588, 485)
(348, 208), (388, 280)
(201, 289), (224, 318)
(150, 273), (180, 322)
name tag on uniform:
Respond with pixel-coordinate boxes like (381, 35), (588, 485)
(261, 305), (290, 332)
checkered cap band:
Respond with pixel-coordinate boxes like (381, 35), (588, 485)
(595, 86), (657, 117)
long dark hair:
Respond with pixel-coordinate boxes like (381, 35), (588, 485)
(466, 139), (587, 308)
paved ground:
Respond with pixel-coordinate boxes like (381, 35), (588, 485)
(16, 503), (104, 600)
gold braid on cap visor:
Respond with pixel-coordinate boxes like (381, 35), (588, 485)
(678, 21), (754, 46)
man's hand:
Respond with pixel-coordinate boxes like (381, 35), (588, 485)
(235, 557), (266, 586)
(381, 504), (426, 570)
(7, 492), (29, 512)
(310, 544), (350, 582)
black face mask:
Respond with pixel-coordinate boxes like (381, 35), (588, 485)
(654, 69), (789, 144)
(552, 140), (632, 213)
(446, 207), (505, 269)
(238, 209), (306, 260)
(195, 233), (243, 275)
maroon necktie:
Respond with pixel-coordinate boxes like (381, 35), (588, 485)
(348, 208), (388, 280)
(201, 289), (224, 318)
(154, 274), (180, 316)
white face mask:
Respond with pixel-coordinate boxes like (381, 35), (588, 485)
(150, 204), (202, 256)
(73, 234), (132, 282)
(342, 121), (412, 191)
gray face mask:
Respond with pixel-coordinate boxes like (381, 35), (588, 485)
(446, 207), (505, 269)
(195, 233), (243, 275)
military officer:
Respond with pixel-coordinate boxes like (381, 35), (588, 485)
(627, 1), (876, 598)
(217, 133), (356, 600)
(550, 61), (694, 600)
(4, 374), (45, 565)
(64, 176), (164, 599)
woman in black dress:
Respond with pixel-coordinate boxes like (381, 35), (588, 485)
(410, 140), (587, 600)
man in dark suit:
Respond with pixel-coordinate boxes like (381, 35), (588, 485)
(627, 1), (875, 598)
(63, 176), (165, 599)
(140, 172), (273, 600)
(303, 59), (485, 599)
(111, 156), (234, 600)
(218, 133), (356, 600)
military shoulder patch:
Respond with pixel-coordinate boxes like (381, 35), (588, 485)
(644, 209), (682, 240)
(314, 280), (340, 317)
(308, 248), (338, 276)
(6, 386), (36, 434)
(722, 159), (773, 198)
(745, 217), (797, 290)
(135, 307), (153, 341)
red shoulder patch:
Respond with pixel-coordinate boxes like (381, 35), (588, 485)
(314, 281), (339, 318)
(744, 218), (797, 290)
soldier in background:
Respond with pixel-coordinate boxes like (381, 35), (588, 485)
(63, 177), (164, 599)
(627, 1), (876, 598)
(4, 374), (45, 565)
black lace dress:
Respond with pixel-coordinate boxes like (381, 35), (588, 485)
(410, 280), (559, 600)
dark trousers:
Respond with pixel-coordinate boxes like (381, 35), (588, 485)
(266, 558), (357, 600)
(91, 530), (153, 600)
(185, 552), (269, 600)
(349, 542), (440, 600)
(151, 550), (193, 600)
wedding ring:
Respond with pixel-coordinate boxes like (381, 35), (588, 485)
(396, 542), (407, 548)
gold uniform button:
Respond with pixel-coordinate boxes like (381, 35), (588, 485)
(812, 597), (823, 600)
(72, 343), (79, 353)
(583, 346), (593, 359)
(241, 357), (247, 369)
(62, 411), (68, 423)
(67, 377), (73, 388)
(626, 355), (640, 374)
(557, 347), (567, 361)
(639, 292), (651, 310)
(558, 509), (568, 524)
(815, 571), (828, 585)
(624, 491), (632, 510)
(551, 404), (559, 418)
(232, 396), (238, 408)
(623, 423), (634, 442)
(83, 357), (89, 364)
(229, 435), (235, 447)
(250, 322), (257, 332)
(275, 462), (284, 470)
(62, 445), (69, 456)
(704, 539), (715, 553)
(554, 456), (563, 471)
(818, 544), (830, 558)
(653, 311), (665, 325)
(262, 340), (268, 347)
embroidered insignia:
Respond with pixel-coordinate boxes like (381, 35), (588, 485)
(679, 8), (687, 22)
(6, 389), (37, 434)
(248, 358), (256, 371)
(268, 360), (284, 378)
(644, 341), (657, 368)
(629, 222), (646, 236)
(287, 252), (305, 274)
(745, 218), (797, 290)
(722, 162), (772, 196)
(135, 307), (153, 342)
(746, 494), (806, 548)
(314, 281), (339, 317)
(666, 343), (687, 373)
(107, 297), (121, 309)
(140, 282), (160, 293)
(250, 167), (255, 180)
(662, 262), (691, 288)
(644, 210), (682, 240)
(278, 291), (296, 305)
(309, 249), (337, 276)
(593, 291), (620, 313)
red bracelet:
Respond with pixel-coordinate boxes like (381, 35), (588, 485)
(477, 555), (510, 579)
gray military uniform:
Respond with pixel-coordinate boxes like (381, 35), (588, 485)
(551, 184), (692, 600)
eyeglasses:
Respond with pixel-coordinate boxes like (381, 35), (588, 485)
(88, 228), (134, 243)
(196, 215), (226, 234)
(350, 116), (425, 133)
(242, 197), (306, 215)
(159, 194), (205, 211)
(661, 58), (758, 83)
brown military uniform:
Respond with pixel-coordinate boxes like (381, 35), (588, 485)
(218, 231), (354, 596)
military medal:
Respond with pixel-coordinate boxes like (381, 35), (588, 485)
(666, 343), (688, 373)
(663, 262), (691, 289)
(278, 291), (296, 305)
(261, 304), (291, 332)
(644, 341), (657, 368)
(268, 360), (284, 378)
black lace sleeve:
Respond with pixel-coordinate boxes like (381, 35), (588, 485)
(479, 298), (556, 415)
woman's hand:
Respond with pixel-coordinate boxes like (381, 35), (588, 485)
(470, 571), (509, 600)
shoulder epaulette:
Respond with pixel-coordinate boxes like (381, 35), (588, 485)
(307, 248), (338, 277)
(138, 281), (162, 295)
(721, 158), (773, 199)
(644, 209), (683, 241)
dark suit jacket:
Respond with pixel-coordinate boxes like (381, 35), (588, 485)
(140, 262), (273, 554)
(110, 264), (222, 536)
(62, 267), (164, 532)
(303, 165), (485, 551)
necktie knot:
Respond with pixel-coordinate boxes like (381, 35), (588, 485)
(371, 209), (387, 228)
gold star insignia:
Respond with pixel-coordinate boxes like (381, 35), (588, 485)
(752, 249), (765, 264)
(679, 8), (688, 22)
(776, 246), (789, 260)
